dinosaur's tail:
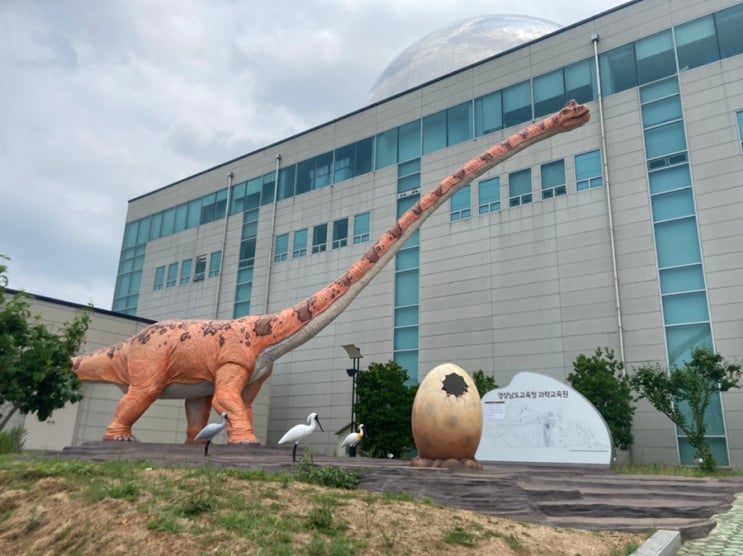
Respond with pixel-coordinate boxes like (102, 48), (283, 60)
(72, 343), (128, 385)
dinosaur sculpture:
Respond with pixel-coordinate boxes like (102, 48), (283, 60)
(72, 100), (590, 444)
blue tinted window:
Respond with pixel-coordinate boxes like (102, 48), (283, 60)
(208, 251), (222, 277)
(274, 234), (289, 262)
(564, 59), (596, 104)
(447, 102), (472, 145)
(149, 212), (163, 240)
(153, 266), (165, 290)
(715, 3), (743, 58)
(312, 223), (328, 253)
(645, 121), (686, 160)
(187, 199), (201, 228)
(353, 212), (370, 244)
(662, 291), (709, 325)
(533, 69), (565, 118)
(474, 91), (502, 136)
(599, 44), (637, 95)
(180, 259), (192, 285)
(277, 166), (296, 201)
(261, 173), (276, 206)
(675, 15), (719, 70)
(293, 228), (308, 258)
(173, 204), (188, 233)
(575, 150), (603, 191)
(478, 177), (501, 214)
(332, 218), (348, 249)
(651, 188), (695, 222)
(450, 185), (471, 222)
(422, 111), (446, 154)
(659, 264), (705, 295)
(635, 30), (675, 84)
(649, 164), (691, 195)
(376, 128), (398, 169)
(541, 160), (566, 199)
(503, 81), (531, 128)
(166, 262), (179, 287)
(394, 269), (419, 306)
(508, 168), (532, 207)
(654, 217), (701, 268)
(398, 120), (421, 162)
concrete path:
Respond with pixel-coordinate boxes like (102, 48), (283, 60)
(54, 442), (743, 549)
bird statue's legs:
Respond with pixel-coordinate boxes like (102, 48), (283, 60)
(292, 443), (298, 463)
(204, 440), (211, 457)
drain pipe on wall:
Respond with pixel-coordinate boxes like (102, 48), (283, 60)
(214, 171), (234, 319)
(263, 154), (282, 313)
(592, 33), (626, 367)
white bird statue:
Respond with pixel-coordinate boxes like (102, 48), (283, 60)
(341, 423), (365, 450)
(194, 412), (229, 457)
(278, 412), (324, 462)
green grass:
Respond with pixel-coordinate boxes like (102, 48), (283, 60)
(614, 463), (743, 478)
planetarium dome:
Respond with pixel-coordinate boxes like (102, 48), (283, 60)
(366, 14), (561, 104)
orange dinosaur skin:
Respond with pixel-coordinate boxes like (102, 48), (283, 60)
(72, 101), (590, 444)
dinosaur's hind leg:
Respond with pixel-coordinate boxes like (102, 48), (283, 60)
(185, 395), (213, 443)
(103, 387), (163, 441)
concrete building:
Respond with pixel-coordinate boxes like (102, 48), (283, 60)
(21, 0), (743, 466)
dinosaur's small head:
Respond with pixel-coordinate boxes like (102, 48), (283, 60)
(555, 99), (590, 131)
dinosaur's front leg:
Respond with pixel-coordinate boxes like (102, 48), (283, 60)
(104, 386), (163, 441)
(239, 367), (273, 444)
(212, 363), (258, 444)
(185, 395), (213, 443)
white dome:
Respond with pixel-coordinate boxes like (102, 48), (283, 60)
(367, 14), (561, 104)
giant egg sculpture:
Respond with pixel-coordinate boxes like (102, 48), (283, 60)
(411, 363), (483, 468)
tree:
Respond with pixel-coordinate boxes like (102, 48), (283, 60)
(0, 255), (91, 430)
(567, 347), (635, 454)
(354, 360), (418, 458)
(472, 369), (497, 398)
(631, 346), (741, 473)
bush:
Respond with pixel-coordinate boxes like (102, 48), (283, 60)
(0, 425), (26, 453)
(567, 347), (635, 453)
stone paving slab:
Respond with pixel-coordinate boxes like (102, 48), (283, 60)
(51, 441), (743, 544)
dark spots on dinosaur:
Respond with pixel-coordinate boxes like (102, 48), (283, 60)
(292, 299), (314, 324)
(480, 152), (494, 164)
(219, 335), (225, 347)
(453, 169), (466, 181)
(158, 327), (169, 335)
(201, 321), (231, 336)
(180, 332), (191, 342)
(335, 273), (352, 288)
(504, 140), (514, 151)
(364, 243), (381, 263)
(137, 330), (152, 345)
(388, 223), (402, 239)
(254, 314), (276, 337)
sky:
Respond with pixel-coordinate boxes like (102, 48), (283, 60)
(1, 0), (627, 309)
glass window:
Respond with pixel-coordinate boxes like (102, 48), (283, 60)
(651, 188), (695, 222)
(123, 221), (138, 249)
(635, 30), (675, 84)
(533, 69), (565, 118)
(160, 208), (175, 237)
(194, 255), (207, 281)
(293, 229), (308, 258)
(376, 128), (398, 169)
(508, 168), (532, 207)
(738, 111), (743, 151)
(640, 76), (679, 104)
(166, 262), (179, 288)
(296, 153), (333, 194)
(261, 172), (276, 206)
(353, 212), (370, 244)
(715, 3), (743, 59)
(201, 193), (217, 224)
(180, 259), (192, 285)
(398, 120), (421, 162)
(648, 164), (691, 197)
(659, 264), (705, 295)
(478, 177), (501, 215)
(642, 95), (682, 128)
(599, 44), (637, 95)
(334, 144), (354, 183)
(238, 239), (256, 266)
(675, 15), (720, 70)
(312, 223), (328, 254)
(332, 218), (348, 249)
(575, 150), (603, 191)
(447, 102), (473, 146)
(541, 160), (566, 199)
(394, 269), (419, 306)
(474, 91), (502, 136)
(422, 111), (446, 154)
(153, 266), (165, 290)
(244, 177), (262, 210)
(186, 199), (201, 228)
(134, 218), (149, 245)
(149, 212), (163, 241)
(666, 322), (711, 371)
(662, 291), (709, 325)
(354, 137), (374, 175)
(654, 217), (701, 268)
(274, 233), (289, 263)
(230, 181), (246, 214)
(564, 59), (596, 104)
(450, 185), (471, 222)
(645, 121), (687, 160)
(173, 203), (188, 233)
(397, 158), (421, 195)
(277, 166), (296, 201)
(209, 251), (222, 277)
(396, 249), (419, 272)
(503, 80), (532, 128)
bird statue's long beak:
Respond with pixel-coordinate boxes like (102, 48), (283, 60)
(316, 416), (324, 432)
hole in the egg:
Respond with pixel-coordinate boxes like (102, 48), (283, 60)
(441, 373), (468, 397)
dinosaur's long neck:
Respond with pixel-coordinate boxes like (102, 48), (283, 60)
(255, 103), (587, 370)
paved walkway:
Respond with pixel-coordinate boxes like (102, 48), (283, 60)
(53, 442), (743, 551)
(677, 493), (743, 555)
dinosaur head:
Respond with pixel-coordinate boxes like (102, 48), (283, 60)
(555, 99), (590, 131)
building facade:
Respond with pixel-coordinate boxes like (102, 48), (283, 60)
(103, 0), (743, 466)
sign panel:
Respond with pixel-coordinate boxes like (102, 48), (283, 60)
(476, 372), (612, 465)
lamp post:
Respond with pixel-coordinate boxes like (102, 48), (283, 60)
(342, 344), (363, 457)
